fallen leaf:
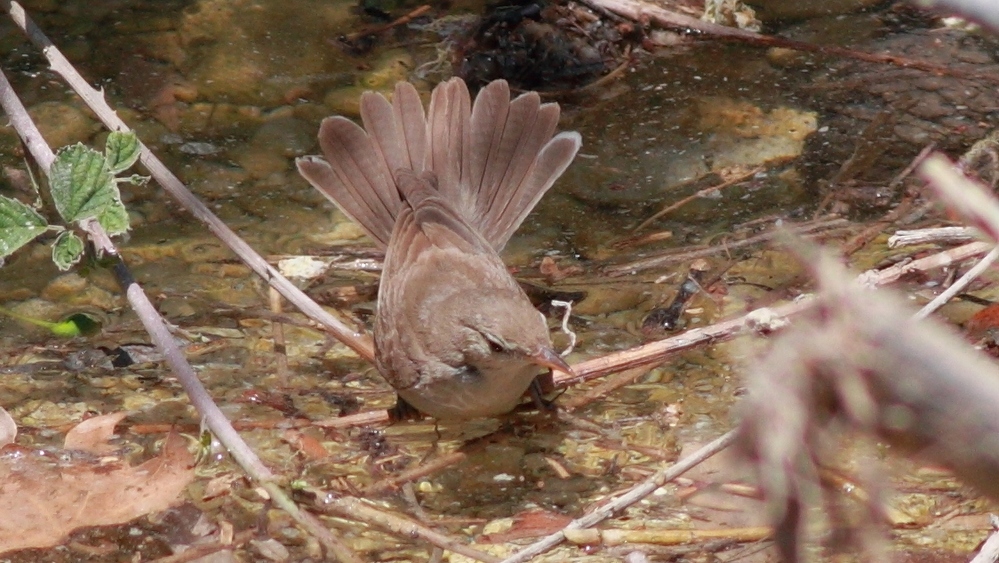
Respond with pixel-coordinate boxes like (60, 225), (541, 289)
(63, 411), (128, 454)
(0, 430), (194, 554)
(0, 408), (15, 447)
(966, 303), (999, 340)
(481, 509), (573, 543)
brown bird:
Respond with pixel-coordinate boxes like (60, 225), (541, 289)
(296, 78), (581, 419)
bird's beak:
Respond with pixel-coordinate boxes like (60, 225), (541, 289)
(531, 347), (574, 375)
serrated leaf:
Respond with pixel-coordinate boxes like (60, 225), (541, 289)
(105, 131), (141, 174)
(49, 143), (117, 223)
(97, 200), (130, 236)
(52, 230), (84, 271)
(0, 195), (49, 259)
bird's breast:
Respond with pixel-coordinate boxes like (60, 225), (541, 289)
(395, 358), (540, 419)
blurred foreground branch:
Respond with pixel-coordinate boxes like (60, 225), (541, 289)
(738, 154), (999, 560)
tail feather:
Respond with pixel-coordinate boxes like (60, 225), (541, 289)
(476, 91), (540, 220)
(387, 81), (428, 176)
(482, 131), (582, 247)
(426, 79), (471, 209)
(296, 77), (581, 252)
(361, 89), (410, 182)
(297, 116), (400, 248)
(475, 96), (562, 242)
(465, 79), (509, 210)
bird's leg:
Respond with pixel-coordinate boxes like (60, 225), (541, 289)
(388, 395), (426, 422)
(528, 374), (559, 413)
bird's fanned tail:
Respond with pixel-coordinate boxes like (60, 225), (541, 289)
(295, 78), (581, 251)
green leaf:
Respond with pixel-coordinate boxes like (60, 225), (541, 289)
(97, 200), (130, 236)
(0, 307), (102, 338)
(63, 312), (102, 337)
(52, 230), (84, 271)
(0, 195), (49, 259)
(49, 143), (117, 223)
(105, 131), (141, 174)
(48, 312), (102, 338)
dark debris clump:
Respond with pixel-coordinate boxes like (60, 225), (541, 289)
(454, 0), (637, 91)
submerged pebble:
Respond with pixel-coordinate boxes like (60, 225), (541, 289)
(28, 101), (101, 148)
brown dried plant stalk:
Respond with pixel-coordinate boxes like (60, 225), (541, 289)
(738, 157), (999, 560)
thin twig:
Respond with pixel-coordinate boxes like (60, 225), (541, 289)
(563, 525), (771, 546)
(315, 493), (501, 563)
(498, 430), (738, 563)
(888, 226), (976, 248)
(914, 246), (999, 320)
(632, 166), (763, 234)
(863, 241), (992, 286)
(342, 4), (432, 43)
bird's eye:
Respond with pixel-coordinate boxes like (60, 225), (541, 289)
(487, 339), (504, 353)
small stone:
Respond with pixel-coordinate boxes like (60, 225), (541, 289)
(41, 273), (88, 301)
(28, 101), (101, 149)
(184, 160), (252, 199)
(323, 86), (365, 118)
(249, 116), (314, 158)
(231, 145), (289, 179)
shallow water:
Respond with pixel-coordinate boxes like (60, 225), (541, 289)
(0, 0), (996, 560)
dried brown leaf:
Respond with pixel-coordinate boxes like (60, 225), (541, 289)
(62, 411), (128, 454)
(0, 431), (194, 554)
(481, 509), (573, 543)
(0, 407), (15, 447)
